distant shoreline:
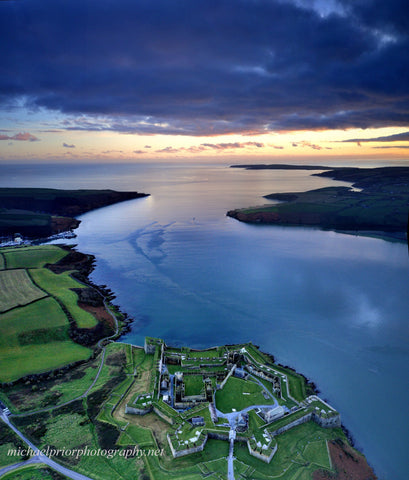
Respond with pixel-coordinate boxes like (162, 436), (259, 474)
(227, 164), (409, 243)
(231, 164), (332, 170)
(0, 188), (149, 239)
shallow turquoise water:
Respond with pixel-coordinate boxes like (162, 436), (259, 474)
(2, 162), (409, 479)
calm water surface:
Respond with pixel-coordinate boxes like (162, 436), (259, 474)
(2, 162), (408, 480)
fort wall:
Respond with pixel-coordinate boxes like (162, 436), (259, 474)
(153, 405), (175, 425)
(247, 441), (277, 463)
(167, 433), (208, 458)
(125, 405), (152, 415)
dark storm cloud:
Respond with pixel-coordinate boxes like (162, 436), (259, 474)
(0, 0), (408, 135)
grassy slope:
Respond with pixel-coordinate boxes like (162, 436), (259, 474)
(0, 421), (27, 468)
(215, 376), (275, 413)
(0, 297), (91, 382)
(0, 245), (96, 382)
(0, 269), (47, 312)
(30, 268), (97, 328)
(0, 342), (91, 384)
(3, 246), (68, 268)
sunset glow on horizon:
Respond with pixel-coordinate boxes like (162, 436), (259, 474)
(1, 126), (408, 164)
(1, 0), (408, 164)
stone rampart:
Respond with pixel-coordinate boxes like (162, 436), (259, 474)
(207, 432), (247, 443)
(270, 411), (341, 437)
(270, 413), (313, 436)
(153, 405), (175, 425)
(218, 365), (236, 390)
(207, 431), (229, 442)
(182, 394), (207, 402)
(167, 433), (208, 458)
(125, 405), (152, 415)
(312, 413), (341, 428)
(247, 441), (277, 463)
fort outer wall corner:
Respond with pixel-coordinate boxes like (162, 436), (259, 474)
(167, 433), (208, 458)
(247, 441), (278, 463)
(153, 405), (175, 425)
(125, 405), (153, 415)
(269, 412), (341, 437)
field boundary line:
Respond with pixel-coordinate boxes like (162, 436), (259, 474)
(1, 267), (36, 271)
(25, 268), (50, 296)
(5, 248), (126, 423)
(0, 268), (48, 313)
(26, 268), (79, 329)
(326, 440), (333, 470)
(8, 265), (122, 417)
(0, 294), (49, 315)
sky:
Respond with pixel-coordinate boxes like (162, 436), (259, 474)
(0, 0), (408, 163)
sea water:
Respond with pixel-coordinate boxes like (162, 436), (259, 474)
(1, 161), (408, 480)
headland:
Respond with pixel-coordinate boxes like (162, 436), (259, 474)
(227, 165), (409, 242)
(0, 188), (149, 239)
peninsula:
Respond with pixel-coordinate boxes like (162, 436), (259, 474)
(0, 188), (149, 239)
(0, 244), (377, 480)
(227, 165), (409, 242)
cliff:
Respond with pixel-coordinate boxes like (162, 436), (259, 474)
(0, 188), (149, 238)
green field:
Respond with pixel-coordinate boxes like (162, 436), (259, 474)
(0, 353), (103, 413)
(43, 412), (94, 449)
(0, 340), (91, 383)
(0, 297), (68, 342)
(142, 438), (229, 480)
(185, 349), (221, 359)
(0, 296), (92, 382)
(0, 269), (47, 312)
(215, 377), (275, 413)
(0, 253), (5, 269)
(184, 375), (204, 396)
(30, 268), (97, 328)
(0, 245), (97, 382)
(3, 245), (68, 269)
